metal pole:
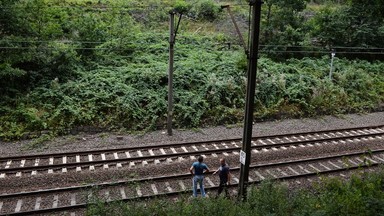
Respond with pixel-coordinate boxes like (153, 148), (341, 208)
(329, 50), (335, 80)
(167, 12), (175, 136)
(238, 0), (263, 200)
(222, 5), (249, 56)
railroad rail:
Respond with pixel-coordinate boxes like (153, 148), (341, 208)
(0, 148), (383, 215)
(0, 125), (383, 178)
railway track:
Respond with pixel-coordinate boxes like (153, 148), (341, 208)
(1, 125), (383, 178)
(0, 148), (383, 215)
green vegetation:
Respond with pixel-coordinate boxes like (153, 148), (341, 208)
(0, 0), (383, 140)
(86, 168), (384, 215)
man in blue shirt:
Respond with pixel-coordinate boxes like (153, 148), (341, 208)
(213, 158), (231, 197)
(190, 155), (210, 197)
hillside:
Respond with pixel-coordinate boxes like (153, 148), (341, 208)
(0, 0), (383, 140)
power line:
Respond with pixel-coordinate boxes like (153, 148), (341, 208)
(1, 45), (383, 55)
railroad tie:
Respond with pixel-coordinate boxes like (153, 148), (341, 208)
(16, 172), (22, 177)
(76, 155), (81, 172)
(266, 170), (277, 178)
(262, 148), (269, 152)
(171, 148), (177, 153)
(88, 155), (95, 171)
(129, 162), (135, 168)
(205, 177), (215, 187)
(142, 161), (148, 166)
(125, 151), (131, 158)
(101, 154), (109, 169)
(160, 148), (166, 155)
(266, 139), (275, 144)
(120, 188), (127, 199)
(259, 140), (267, 145)
(0, 201), (3, 212)
(136, 186), (142, 197)
(232, 177), (239, 183)
(104, 191), (111, 202)
(0, 173), (4, 178)
(319, 163), (331, 170)
(182, 146), (189, 152)
(15, 199), (23, 213)
(114, 153), (122, 168)
(327, 161), (341, 169)
(34, 197), (42, 210)
(71, 193), (77, 205)
(298, 165), (311, 174)
(308, 164), (321, 172)
(221, 143), (229, 148)
(5, 160), (12, 169)
(52, 195), (59, 208)
(373, 155), (384, 162)
(62, 156), (67, 173)
(149, 149), (155, 156)
(348, 159), (359, 166)
(151, 184), (158, 194)
(165, 182), (173, 192)
(254, 171), (265, 180)
(154, 160), (161, 165)
(179, 180), (186, 190)
(231, 142), (239, 147)
(288, 167), (300, 175)
(48, 157), (54, 174)
(137, 150), (143, 157)
(276, 168), (287, 176)
(20, 159), (26, 168)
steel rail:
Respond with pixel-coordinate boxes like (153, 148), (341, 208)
(0, 130), (383, 173)
(0, 124), (382, 161)
(1, 148), (383, 199)
(1, 149), (383, 216)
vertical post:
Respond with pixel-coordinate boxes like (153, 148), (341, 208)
(238, 0), (263, 200)
(167, 12), (175, 136)
(329, 50), (335, 80)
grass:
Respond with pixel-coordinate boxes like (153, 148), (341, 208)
(86, 167), (384, 216)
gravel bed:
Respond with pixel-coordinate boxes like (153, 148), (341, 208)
(0, 137), (381, 195)
(0, 112), (383, 157)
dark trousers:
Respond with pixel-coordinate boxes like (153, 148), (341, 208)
(218, 180), (229, 197)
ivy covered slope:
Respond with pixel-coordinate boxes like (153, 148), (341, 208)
(0, 0), (383, 140)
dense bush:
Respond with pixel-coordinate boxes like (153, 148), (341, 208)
(0, 0), (383, 140)
(86, 168), (384, 215)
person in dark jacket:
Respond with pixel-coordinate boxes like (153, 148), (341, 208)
(213, 158), (231, 197)
(190, 155), (210, 197)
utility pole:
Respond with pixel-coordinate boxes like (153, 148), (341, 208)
(167, 12), (182, 136)
(238, 0), (263, 200)
(167, 12), (175, 136)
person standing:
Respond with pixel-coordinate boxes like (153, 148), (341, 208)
(190, 155), (210, 197)
(213, 158), (231, 197)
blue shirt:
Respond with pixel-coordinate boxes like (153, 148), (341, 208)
(192, 162), (208, 175)
(219, 164), (230, 182)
